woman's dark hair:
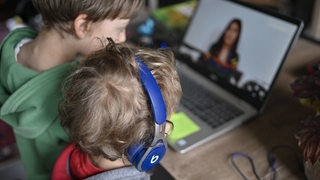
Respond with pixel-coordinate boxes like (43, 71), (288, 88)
(210, 18), (242, 60)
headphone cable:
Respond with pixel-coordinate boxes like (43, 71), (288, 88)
(229, 144), (305, 180)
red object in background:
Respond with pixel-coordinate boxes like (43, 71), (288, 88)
(0, 120), (15, 147)
(0, 120), (18, 162)
(0, 21), (9, 42)
(306, 60), (320, 76)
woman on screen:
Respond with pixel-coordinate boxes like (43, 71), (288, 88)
(202, 18), (242, 84)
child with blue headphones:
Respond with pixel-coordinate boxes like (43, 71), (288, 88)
(52, 39), (182, 180)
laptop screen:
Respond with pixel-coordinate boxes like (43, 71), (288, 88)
(179, 0), (303, 110)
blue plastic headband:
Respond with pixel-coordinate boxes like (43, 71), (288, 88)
(135, 56), (167, 125)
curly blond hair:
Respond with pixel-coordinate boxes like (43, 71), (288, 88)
(59, 42), (182, 160)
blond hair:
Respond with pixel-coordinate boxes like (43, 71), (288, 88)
(60, 42), (182, 160)
(32, 0), (144, 34)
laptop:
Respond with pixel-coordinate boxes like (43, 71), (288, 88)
(167, 0), (304, 153)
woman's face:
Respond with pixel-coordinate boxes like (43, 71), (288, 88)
(224, 22), (240, 46)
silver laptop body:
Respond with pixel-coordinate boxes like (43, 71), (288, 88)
(168, 0), (303, 153)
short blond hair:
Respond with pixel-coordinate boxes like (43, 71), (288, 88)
(32, 0), (144, 34)
(60, 42), (182, 160)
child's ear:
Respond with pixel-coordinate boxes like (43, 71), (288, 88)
(74, 14), (91, 39)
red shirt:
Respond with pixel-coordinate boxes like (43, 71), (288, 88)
(70, 146), (105, 179)
(52, 144), (104, 180)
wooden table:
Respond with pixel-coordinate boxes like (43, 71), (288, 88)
(161, 38), (320, 180)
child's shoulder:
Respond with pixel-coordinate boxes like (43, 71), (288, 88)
(1, 27), (37, 48)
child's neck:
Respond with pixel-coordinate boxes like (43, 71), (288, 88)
(17, 29), (79, 72)
(89, 155), (130, 171)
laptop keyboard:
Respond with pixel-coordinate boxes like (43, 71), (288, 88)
(180, 74), (244, 128)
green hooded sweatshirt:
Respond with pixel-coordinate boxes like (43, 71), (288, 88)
(0, 27), (74, 179)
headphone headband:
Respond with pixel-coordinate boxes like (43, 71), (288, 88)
(135, 56), (167, 125)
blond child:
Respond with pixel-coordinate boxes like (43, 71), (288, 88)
(53, 40), (182, 179)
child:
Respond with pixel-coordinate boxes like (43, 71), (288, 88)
(0, 0), (144, 179)
(53, 40), (182, 179)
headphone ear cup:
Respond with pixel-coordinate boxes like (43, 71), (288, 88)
(131, 142), (166, 172)
(127, 143), (145, 165)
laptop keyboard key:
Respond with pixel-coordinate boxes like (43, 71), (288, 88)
(180, 74), (244, 129)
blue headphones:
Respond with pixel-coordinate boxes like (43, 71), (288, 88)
(127, 56), (167, 172)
